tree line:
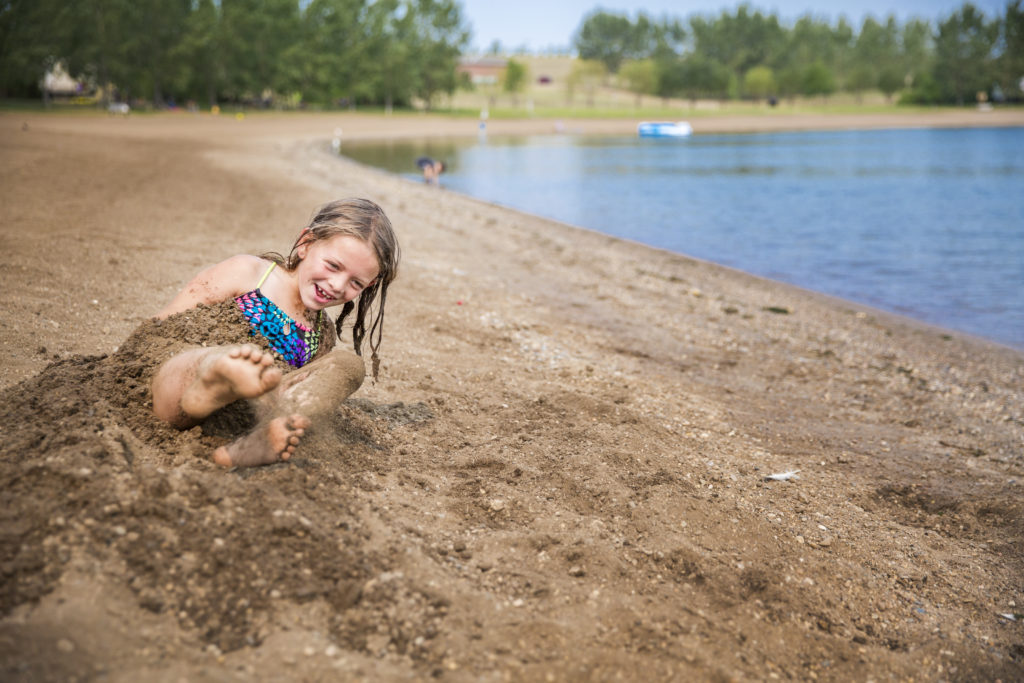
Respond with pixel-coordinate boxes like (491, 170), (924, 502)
(0, 0), (470, 109)
(575, 2), (1024, 106)
(2, 1), (1021, 110)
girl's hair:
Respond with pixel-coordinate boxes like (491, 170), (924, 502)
(265, 198), (400, 378)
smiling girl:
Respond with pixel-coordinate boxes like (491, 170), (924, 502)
(146, 198), (400, 467)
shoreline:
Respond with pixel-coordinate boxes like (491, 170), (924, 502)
(7, 106), (1024, 143)
(1, 111), (1022, 681)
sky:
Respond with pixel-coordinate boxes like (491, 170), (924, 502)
(459, 0), (1011, 53)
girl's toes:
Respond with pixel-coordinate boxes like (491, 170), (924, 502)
(213, 446), (232, 467)
(290, 415), (312, 430)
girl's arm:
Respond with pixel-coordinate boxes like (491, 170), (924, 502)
(155, 254), (264, 319)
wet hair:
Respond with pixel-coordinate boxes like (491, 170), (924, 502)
(264, 198), (399, 378)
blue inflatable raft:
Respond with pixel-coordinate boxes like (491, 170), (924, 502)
(637, 121), (693, 138)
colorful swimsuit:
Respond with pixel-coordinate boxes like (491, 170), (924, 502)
(235, 263), (323, 368)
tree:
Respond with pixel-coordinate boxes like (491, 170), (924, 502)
(566, 59), (606, 106)
(775, 14), (852, 96)
(743, 65), (776, 100)
(24, 0), (1024, 113)
(634, 13), (687, 60)
(830, 17), (856, 88)
(47, 0), (188, 107)
(689, 4), (786, 92)
(0, 0), (69, 98)
(802, 60), (836, 100)
(619, 59), (657, 106)
(846, 64), (876, 101)
(406, 0), (470, 109)
(175, 0), (224, 107)
(845, 15), (900, 99)
(658, 53), (730, 104)
(901, 19), (934, 91)
(877, 64), (905, 101)
(996, 0), (1024, 100)
(219, 0), (301, 103)
(134, 0), (192, 106)
(1, 0), (471, 110)
(775, 65), (803, 102)
(285, 0), (368, 108)
(364, 0), (417, 111)
(574, 9), (688, 80)
(901, 71), (943, 103)
(574, 10), (638, 73)
(62, 0), (139, 105)
(849, 15), (900, 94)
(502, 58), (527, 105)
(934, 2), (998, 105)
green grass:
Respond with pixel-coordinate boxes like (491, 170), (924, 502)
(0, 98), (79, 111)
(430, 99), (1021, 120)
(6, 94), (1019, 121)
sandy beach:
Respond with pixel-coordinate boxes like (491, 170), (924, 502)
(1, 108), (1022, 681)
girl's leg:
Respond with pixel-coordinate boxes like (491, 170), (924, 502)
(212, 350), (366, 467)
(152, 344), (282, 429)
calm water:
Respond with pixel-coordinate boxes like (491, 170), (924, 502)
(342, 127), (1024, 349)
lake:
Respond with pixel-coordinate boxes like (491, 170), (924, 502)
(341, 126), (1024, 349)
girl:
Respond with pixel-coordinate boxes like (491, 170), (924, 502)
(147, 198), (399, 468)
(415, 156), (445, 185)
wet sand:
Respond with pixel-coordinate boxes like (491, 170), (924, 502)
(1, 109), (1022, 681)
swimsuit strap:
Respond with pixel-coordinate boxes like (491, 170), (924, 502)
(254, 260), (323, 328)
(255, 262), (276, 289)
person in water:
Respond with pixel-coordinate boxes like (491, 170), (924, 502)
(148, 198), (399, 467)
(416, 157), (445, 185)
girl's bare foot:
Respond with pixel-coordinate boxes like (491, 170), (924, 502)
(212, 414), (311, 467)
(180, 345), (282, 420)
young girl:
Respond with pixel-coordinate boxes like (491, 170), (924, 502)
(415, 156), (445, 185)
(146, 198), (399, 468)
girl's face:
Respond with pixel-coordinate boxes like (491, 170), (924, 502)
(295, 234), (380, 311)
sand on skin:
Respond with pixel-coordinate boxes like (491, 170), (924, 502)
(0, 109), (1022, 681)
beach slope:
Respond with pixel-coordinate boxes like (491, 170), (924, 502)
(1, 111), (1022, 681)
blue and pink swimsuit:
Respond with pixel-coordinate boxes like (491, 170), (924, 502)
(235, 263), (323, 368)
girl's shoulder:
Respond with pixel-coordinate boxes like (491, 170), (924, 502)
(154, 254), (274, 319)
(209, 254), (286, 295)
(221, 254), (274, 284)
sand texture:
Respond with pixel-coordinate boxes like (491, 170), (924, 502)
(1, 110), (1022, 681)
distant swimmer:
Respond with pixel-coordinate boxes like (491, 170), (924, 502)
(416, 157), (445, 185)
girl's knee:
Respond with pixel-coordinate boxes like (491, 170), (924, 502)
(318, 351), (366, 398)
(281, 351), (365, 410)
(324, 350), (366, 384)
